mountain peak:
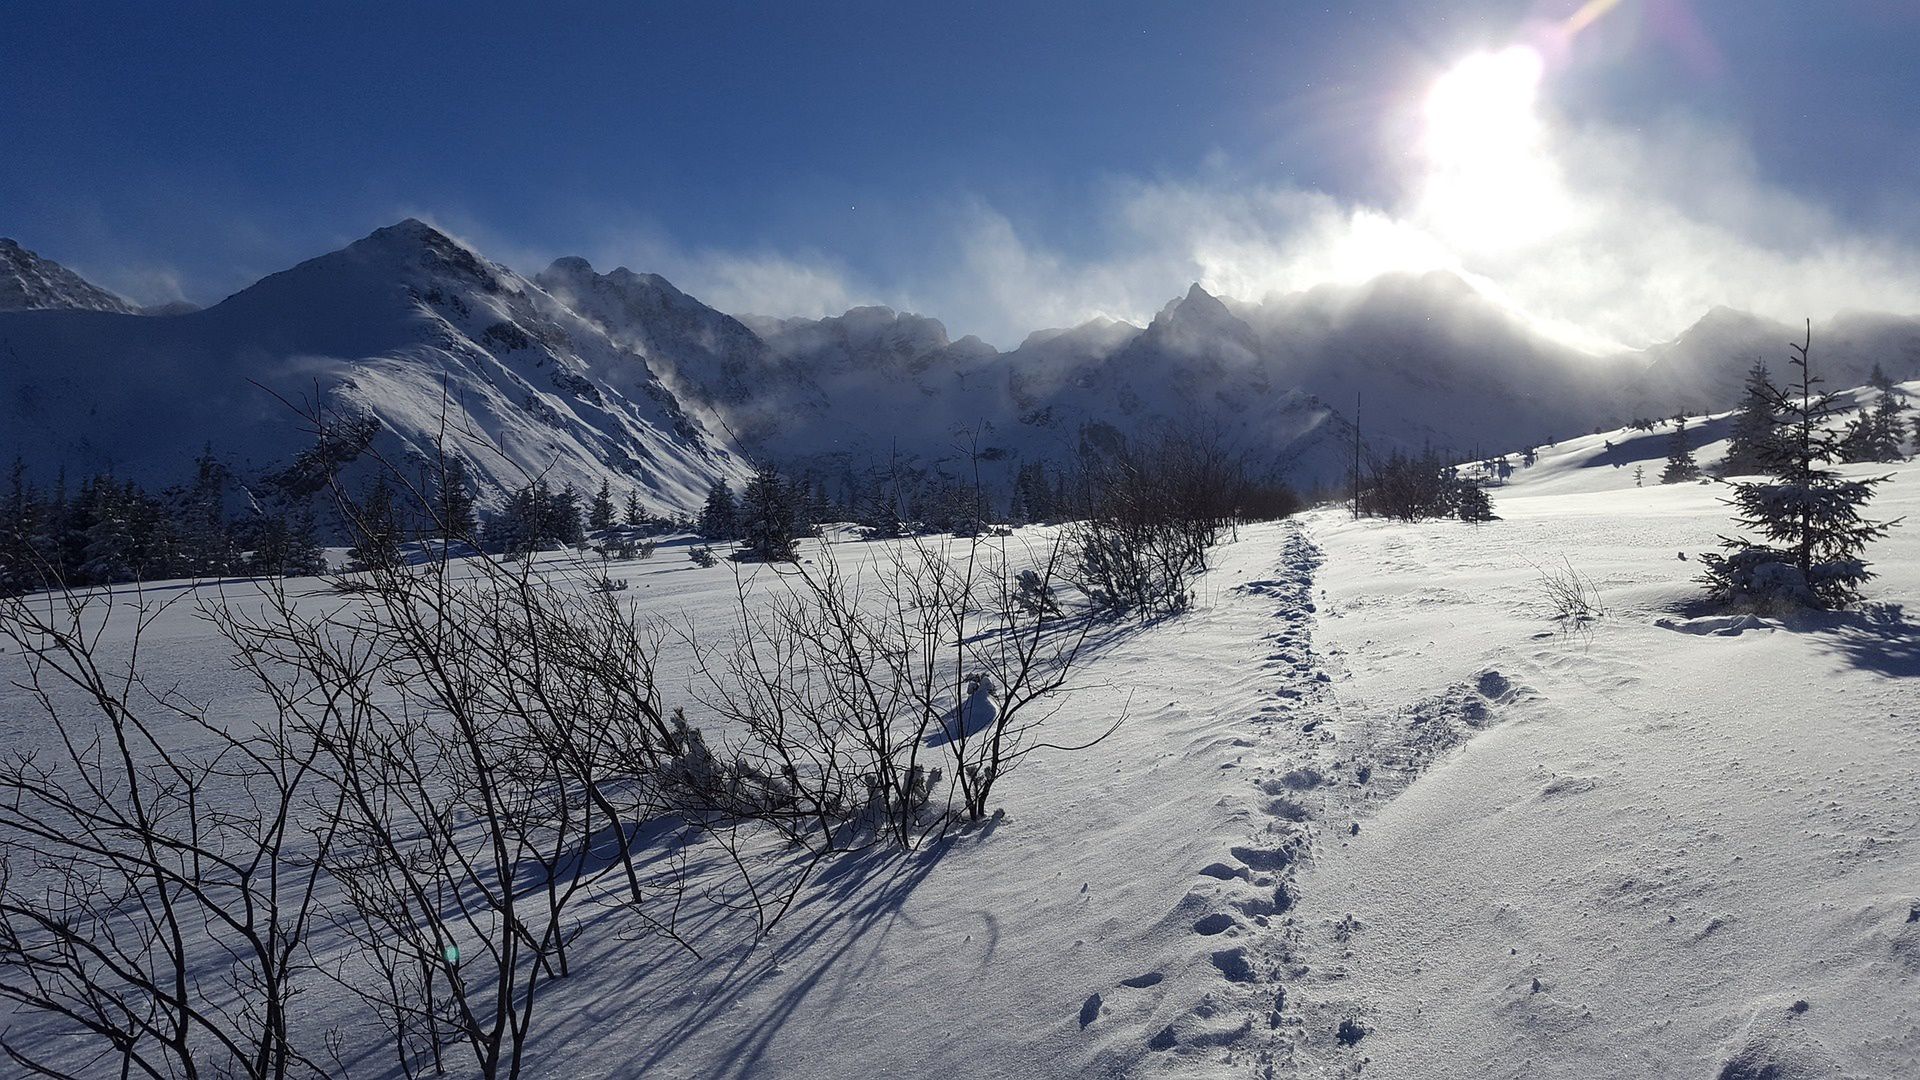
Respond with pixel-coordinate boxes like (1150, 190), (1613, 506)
(1152, 280), (1238, 332)
(546, 255), (595, 277)
(0, 237), (139, 314)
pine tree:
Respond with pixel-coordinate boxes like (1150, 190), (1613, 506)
(347, 476), (403, 570)
(79, 479), (135, 584)
(699, 479), (738, 541)
(432, 457), (478, 540)
(589, 479), (616, 532)
(1870, 387), (1909, 461)
(623, 489), (644, 527)
(176, 445), (237, 575)
(1721, 360), (1782, 476)
(548, 483), (585, 546)
(1700, 322), (1900, 609)
(738, 465), (797, 562)
(245, 505), (328, 577)
(1660, 415), (1700, 483)
(1, 459), (51, 594)
(1868, 362), (1895, 393)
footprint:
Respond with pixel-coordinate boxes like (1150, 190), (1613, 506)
(1078, 992), (1102, 1028)
(1193, 913), (1237, 936)
(1211, 947), (1256, 982)
(1239, 883), (1293, 917)
(1230, 845), (1293, 872)
(1199, 862), (1241, 880)
(1120, 971), (1165, 989)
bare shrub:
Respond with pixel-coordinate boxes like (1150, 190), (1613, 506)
(1070, 429), (1292, 615)
(0, 585), (336, 1079)
(681, 531), (1111, 853)
(210, 549), (702, 1080)
(1532, 557), (1606, 622)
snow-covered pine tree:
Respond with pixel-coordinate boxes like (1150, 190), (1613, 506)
(1660, 415), (1701, 483)
(245, 505), (328, 577)
(1700, 321), (1900, 609)
(1838, 382), (1906, 463)
(699, 479), (738, 541)
(738, 465), (798, 562)
(1453, 480), (1497, 522)
(589, 479), (616, 532)
(1721, 359), (1782, 475)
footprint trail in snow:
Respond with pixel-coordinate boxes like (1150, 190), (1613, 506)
(1099, 523), (1530, 1078)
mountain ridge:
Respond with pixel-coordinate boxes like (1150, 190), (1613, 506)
(7, 218), (1919, 512)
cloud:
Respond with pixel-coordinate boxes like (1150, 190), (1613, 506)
(885, 84), (1920, 353)
(415, 77), (1920, 357)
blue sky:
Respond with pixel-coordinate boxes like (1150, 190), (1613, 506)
(6, 1), (1920, 348)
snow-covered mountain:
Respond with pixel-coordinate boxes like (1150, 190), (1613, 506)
(0, 221), (747, 510)
(0, 237), (139, 314)
(9, 219), (1919, 511)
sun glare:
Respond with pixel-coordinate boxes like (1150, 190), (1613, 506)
(1416, 46), (1567, 251)
(1423, 46), (1544, 166)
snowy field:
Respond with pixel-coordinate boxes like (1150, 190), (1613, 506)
(3, 420), (1917, 1078)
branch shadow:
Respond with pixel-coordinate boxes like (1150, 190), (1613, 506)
(643, 840), (947, 1077)
(1804, 602), (1920, 677)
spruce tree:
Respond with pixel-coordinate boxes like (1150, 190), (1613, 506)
(433, 457), (478, 540)
(1722, 360), (1781, 476)
(177, 446), (237, 575)
(623, 489), (644, 527)
(1700, 322), (1900, 609)
(699, 479), (738, 541)
(1, 460), (50, 594)
(347, 476), (403, 570)
(1870, 387), (1908, 461)
(549, 483), (586, 546)
(589, 479), (616, 532)
(79, 479), (135, 584)
(738, 465), (797, 562)
(1660, 415), (1700, 483)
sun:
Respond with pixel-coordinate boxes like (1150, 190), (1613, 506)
(1415, 46), (1568, 251)
(1423, 46), (1544, 166)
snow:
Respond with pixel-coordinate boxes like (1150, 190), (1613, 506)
(1292, 455), (1920, 1078)
(8, 425), (1914, 1075)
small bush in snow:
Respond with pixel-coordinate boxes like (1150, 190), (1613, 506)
(688, 544), (717, 568)
(1013, 568), (1061, 618)
(1533, 557), (1605, 622)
